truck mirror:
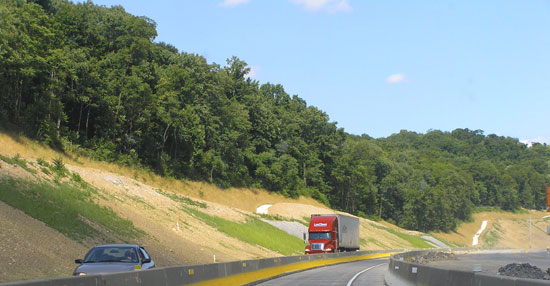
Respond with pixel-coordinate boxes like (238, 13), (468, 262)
(303, 232), (307, 243)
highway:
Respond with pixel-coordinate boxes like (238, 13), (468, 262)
(255, 258), (388, 286)
(256, 250), (550, 286)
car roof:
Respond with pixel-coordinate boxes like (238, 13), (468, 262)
(93, 244), (141, 248)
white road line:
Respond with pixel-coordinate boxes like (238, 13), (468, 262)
(472, 220), (488, 246)
(346, 262), (387, 286)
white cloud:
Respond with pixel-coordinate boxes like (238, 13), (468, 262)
(386, 73), (406, 84)
(219, 0), (250, 7)
(290, 0), (352, 12)
(520, 136), (550, 147)
(246, 65), (260, 79)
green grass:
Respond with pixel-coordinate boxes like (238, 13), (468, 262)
(372, 225), (433, 248)
(367, 237), (389, 249)
(0, 177), (144, 242)
(187, 208), (304, 255)
(430, 235), (467, 248)
(258, 213), (309, 226)
(482, 222), (501, 247)
(128, 195), (155, 210)
(0, 154), (36, 174)
(156, 188), (206, 208)
(258, 213), (287, 221)
(473, 206), (528, 214)
(157, 187), (304, 254)
(50, 157), (68, 179)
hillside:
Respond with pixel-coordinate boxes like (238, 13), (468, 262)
(0, 132), (438, 283)
(435, 209), (550, 249)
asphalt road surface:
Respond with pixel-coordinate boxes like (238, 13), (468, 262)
(430, 249), (550, 274)
(255, 258), (389, 286)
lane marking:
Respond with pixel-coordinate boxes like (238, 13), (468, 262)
(472, 220), (488, 246)
(346, 262), (387, 286)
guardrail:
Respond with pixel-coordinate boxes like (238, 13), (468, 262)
(384, 250), (550, 286)
(1, 249), (396, 286)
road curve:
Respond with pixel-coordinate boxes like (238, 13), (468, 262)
(254, 258), (388, 286)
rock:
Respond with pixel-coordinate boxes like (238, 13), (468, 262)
(498, 263), (550, 280)
(407, 252), (456, 264)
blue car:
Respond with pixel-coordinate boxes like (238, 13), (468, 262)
(73, 244), (155, 276)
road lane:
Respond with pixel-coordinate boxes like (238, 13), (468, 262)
(255, 258), (388, 286)
(348, 262), (387, 285)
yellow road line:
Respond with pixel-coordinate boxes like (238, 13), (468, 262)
(189, 252), (395, 286)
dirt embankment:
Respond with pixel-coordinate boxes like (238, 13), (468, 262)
(0, 200), (87, 282)
(434, 210), (550, 249)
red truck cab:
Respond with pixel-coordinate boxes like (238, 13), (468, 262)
(304, 215), (338, 254)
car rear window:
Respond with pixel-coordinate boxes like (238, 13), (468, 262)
(84, 247), (138, 263)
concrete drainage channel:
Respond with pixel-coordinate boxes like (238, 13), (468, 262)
(384, 249), (550, 286)
(0, 250), (396, 286)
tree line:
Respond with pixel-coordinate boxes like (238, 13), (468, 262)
(1, 0), (549, 232)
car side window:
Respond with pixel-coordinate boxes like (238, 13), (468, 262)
(140, 247), (150, 260)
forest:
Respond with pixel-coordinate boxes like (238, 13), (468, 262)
(2, 0), (550, 232)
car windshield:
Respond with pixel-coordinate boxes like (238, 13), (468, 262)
(83, 247), (139, 263)
(309, 232), (331, 240)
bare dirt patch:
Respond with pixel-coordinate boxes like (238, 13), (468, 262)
(267, 203), (333, 221)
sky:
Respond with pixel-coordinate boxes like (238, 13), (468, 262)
(82, 0), (550, 143)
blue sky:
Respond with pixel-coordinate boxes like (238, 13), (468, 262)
(85, 0), (550, 143)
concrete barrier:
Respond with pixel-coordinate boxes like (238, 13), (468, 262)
(0, 275), (103, 286)
(385, 250), (550, 286)
(1, 250), (396, 286)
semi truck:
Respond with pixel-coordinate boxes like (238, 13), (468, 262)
(304, 214), (360, 254)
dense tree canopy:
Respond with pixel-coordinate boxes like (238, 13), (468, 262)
(2, 0), (550, 232)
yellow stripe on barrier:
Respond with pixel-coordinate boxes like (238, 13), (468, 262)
(189, 252), (395, 286)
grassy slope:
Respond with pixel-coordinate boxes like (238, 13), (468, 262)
(0, 155), (304, 256)
(0, 177), (142, 242)
(155, 186), (304, 255)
